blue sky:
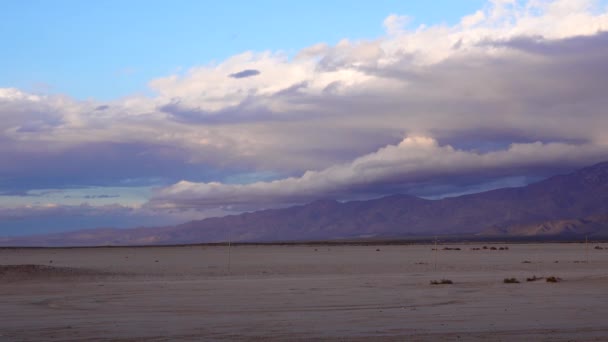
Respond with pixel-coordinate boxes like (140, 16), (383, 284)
(1, 0), (608, 236)
(1, 0), (486, 100)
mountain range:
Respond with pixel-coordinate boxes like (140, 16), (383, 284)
(2, 161), (608, 246)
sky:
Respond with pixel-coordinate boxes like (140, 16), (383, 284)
(1, 0), (608, 236)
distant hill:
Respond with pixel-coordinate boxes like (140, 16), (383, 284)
(479, 216), (608, 238)
(3, 161), (608, 246)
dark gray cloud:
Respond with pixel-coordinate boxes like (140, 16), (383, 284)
(483, 32), (608, 57)
(228, 69), (261, 78)
(84, 194), (120, 199)
(95, 105), (110, 111)
(0, 141), (238, 192)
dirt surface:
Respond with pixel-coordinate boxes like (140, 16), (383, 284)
(1, 243), (608, 341)
(0, 264), (115, 283)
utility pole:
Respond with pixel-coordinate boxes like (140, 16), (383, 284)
(585, 235), (589, 264)
(228, 238), (232, 274)
(434, 236), (438, 272)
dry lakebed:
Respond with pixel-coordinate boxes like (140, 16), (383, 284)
(1, 243), (608, 341)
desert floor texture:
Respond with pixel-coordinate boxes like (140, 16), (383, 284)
(1, 243), (608, 341)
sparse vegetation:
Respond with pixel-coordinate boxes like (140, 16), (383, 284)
(442, 247), (461, 251)
(546, 276), (562, 283)
(526, 275), (543, 282)
(470, 247), (481, 250)
(430, 279), (453, 285)
(522, 260), (532, 264)
(503, 277), (520, 284)
(595, 246), (604, 250)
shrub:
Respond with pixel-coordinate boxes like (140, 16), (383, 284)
(546, 276), (562, 283)
(522, 260), (532, 264)
(504, 277), (520, 284)
(430, 279), (453, 285)
(526, 275), (543, 282)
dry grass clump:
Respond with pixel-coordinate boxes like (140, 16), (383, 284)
(430, 279), (453, 285)
(526, 275), (543, 282)
(503, 277), (520, 284)
(546, 276), (562, 283)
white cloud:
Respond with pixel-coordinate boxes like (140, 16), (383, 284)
(383, 14), (410, 35)
(461, 10), (486, 27)
(149, 136), (608, 209)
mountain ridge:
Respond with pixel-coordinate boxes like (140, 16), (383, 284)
(2, 161), (608, 246)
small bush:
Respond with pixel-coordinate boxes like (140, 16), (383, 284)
(522, 260), (532, 264)
(490, 247), (497, 250)
(526, 275), (543, 282)
(430, 279), (453, 285)
(546, 276), (562, 283)
(594, 246), (604, 250)
(503, 277), (520, 284)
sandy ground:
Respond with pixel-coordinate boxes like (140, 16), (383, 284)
(1, 243), (608, 341)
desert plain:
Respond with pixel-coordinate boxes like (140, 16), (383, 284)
(1, 243), (608, 341)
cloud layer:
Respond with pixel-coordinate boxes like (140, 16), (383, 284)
(2, 0), (608, 229)
(149, 137), (608, 209)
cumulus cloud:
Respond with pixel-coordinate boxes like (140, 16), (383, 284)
(1, 0), (608, 221)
